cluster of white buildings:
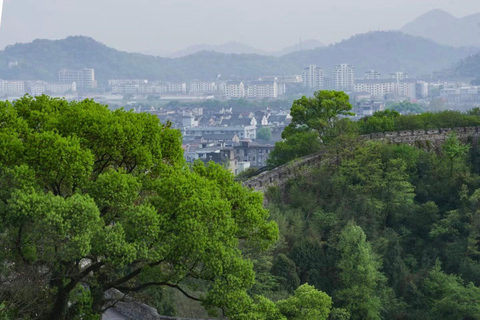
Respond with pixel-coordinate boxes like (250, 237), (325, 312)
(0, 68), (96, 97)
(0, 79), (78, 96)
(302, 64), (355, 91)
(108, 79), (286, 99)
(302, 65), (431, 100)
(109, 80), (187, 95)
(354, 72), (429, 100)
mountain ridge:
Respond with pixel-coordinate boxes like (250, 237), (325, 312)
(147, 39), (325, 58)
(400, 9), (480, 47)
(0, 32), (478, 83)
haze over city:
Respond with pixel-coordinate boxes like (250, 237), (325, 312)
(1, 0), (480, 54)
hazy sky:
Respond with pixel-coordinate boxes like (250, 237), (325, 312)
(1, 0), (480, 55)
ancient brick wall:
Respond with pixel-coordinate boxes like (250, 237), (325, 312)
(244, 127), (480, 192)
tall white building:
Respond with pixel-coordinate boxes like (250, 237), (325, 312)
(364, 70), (381, 80)
(246, 81), (278, 98)
(302, 65), (324, 89)
(219, 81), (245, 98)
(58, 68), (95, 89)
(333, 64), (355, 91)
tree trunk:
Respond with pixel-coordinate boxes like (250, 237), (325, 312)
(49, 288), (69, 320)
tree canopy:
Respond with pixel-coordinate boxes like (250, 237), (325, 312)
(0, 95), (280, 319)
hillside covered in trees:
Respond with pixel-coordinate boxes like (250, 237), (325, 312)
(0, 32), (478, 83)
(454, 52), (480, 83)
(256, 91), (480, 319)
(2, 92), (480, 319)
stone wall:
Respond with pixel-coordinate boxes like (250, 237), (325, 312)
(244, 127), (480, 192)
(104, 289), (208, 320)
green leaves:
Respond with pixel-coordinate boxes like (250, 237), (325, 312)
(285, 90), (353, 140)
(269, 90), (352, 167)
(0, 95), (278, 319)
(276, 284), (332, 320)
(336, 222), (385, 320)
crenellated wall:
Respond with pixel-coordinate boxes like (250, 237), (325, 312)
(244, 127), (480, 192)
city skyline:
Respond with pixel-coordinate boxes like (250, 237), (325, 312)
(1, 0), (480, 54)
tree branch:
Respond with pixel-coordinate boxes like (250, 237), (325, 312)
(115, 282), (204, 302)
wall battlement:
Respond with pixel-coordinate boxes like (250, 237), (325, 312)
(244, 127), (480, 192)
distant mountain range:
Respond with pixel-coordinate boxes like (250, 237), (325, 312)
(0, 32), (478, 83)
(145, 40), (325, 58)
(401, 9), (480, 47)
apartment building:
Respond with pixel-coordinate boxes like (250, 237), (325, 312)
(219, 81), (246, 99)
(26, 81), (77, 95)
(184, 125), (256, 140)
(354, 79), (417, 99)
(333, 64), (355, 91)
(354, 79), (398, 97)
(364, 70), (381, 80)
(58, 68), (95, 89)
(189, 81), (217, 94)
(246, 81), (278, 98)
(0, 80), (26, 95)
(302, 65), (324, 89)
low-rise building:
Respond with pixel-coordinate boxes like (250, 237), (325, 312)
(184, 125), (256, 140)
(234, 141), (274, 168)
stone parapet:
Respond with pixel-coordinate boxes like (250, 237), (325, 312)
(244, 127), (480, 192)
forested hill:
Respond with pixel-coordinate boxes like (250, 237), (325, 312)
(0, 32), (478, 82)
(283, 31), (479, 76)
(454, 52), (480, 81)
(0, 36), (294, 82)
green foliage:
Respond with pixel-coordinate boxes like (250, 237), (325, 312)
(0, 95), (279, 320)
(262, 130), (480, 319)
(358, 109), (400, 134)
(270, 254), (300, 293)
(336, 222), (385, 320)
(283, 90), (353, 140)
(267, 131), (323, 167)
(442, 132), (470, 176)
(276, 284), (333, 320)
(359, 110), (480, 134)
(387, 101), (424, 114)
(423, 261), (480, 319)
(268, 90), (353, 167)
(257, 127), (272, 142)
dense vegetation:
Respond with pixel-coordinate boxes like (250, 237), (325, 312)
(358, 109), (480, 134)
(1, 32), (477, 82)
(0, 96), (304, 319)
(261, 90), (480, 319)
(4, 92), (480, 319)
(260, 133), (480, 319)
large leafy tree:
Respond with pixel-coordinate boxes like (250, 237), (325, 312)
(268, 91), (353, 167)
(282, 90), (353, 140)
(0, 96), (279, 320)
